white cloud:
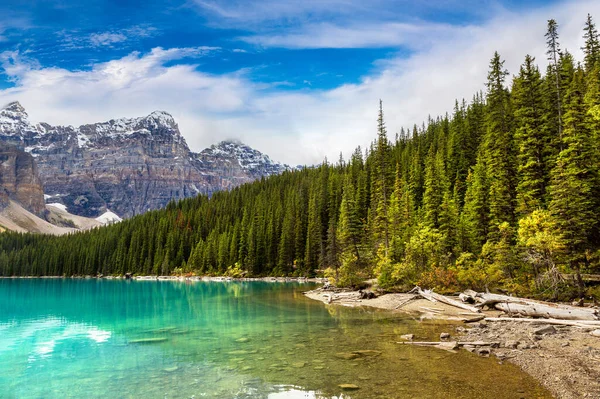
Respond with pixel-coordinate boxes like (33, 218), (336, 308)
(240, 21), (459, 49)
(60, 25), (158, 50)
(1, 0), (599, 166)
(89, 32), (128, 47)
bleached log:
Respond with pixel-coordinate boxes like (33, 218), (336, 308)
(412, 287), (480, 313)
(394, 294), (418, 309)
(420, 306), (444, 313)
(465, 291), (599, 320)
(475, 292), (597, 313)
(494, 302), (598, 321)
(401, 341), (459, 352)
(485, 317), (600, 327)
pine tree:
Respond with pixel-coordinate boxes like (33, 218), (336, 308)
(513, 55), (551, 214)
(372, 100), (393, 255)
(549, 68), (597, 295)
(304, 190), (321, 275)
(583, 14), (600, 72)
(462, 156), (489, 251)
(545, 19), (563, 143)
(483, 52), (516, 237)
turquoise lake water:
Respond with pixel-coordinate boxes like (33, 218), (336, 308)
(0, 279), (550, 398)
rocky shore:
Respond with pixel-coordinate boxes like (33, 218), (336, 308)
(304, 286), (600, 399)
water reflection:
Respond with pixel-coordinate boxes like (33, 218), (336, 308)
(0, 279), (551, 398)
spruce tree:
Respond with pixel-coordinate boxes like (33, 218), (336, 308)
(513, 55), (551, 215)
(545, 19), (563, 143)
(372, 100), (393, 255)
(483, 52), (516, 237)
(583, 14), (600, 72)
(549, 68), (597, 295)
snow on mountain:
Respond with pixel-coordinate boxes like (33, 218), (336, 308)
(0, 101), (47, 136)
(47, 203), (68, 212)
(0, 102), (291, 219)
(95, 210), (122, 224)
(196, 140), (291, 177)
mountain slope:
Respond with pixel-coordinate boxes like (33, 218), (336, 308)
(0, 142), (46, 217)
(0, 102), (289, 218)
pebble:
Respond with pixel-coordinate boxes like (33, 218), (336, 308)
(504, 340), (519, 349)
(477, 347), (491, 357)
(440, 332), (451, 340)
(534, 325), (556, 335)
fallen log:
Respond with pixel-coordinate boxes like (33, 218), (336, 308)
(494, 302), (598, 321)
(394, 294), (418, 309)
(420, 306), (445, 313)
(401, 341), (459, 352)
(465, 291), (599, 321)
(412, 287), (480, 313)
(485, 317), (600, 328)
(461, 315), (485, 323)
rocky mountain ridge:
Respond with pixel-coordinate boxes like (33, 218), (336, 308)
(0, 142), (46, 217)
(0, 101), (290, 218)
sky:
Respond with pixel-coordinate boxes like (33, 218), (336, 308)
(0, 0), (598, 165)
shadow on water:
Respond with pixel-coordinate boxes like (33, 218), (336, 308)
(0, 279), (551, 398)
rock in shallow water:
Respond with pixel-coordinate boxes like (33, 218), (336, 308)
(338, 384), (360, 390)
(335, 352), (360, 360)
(129, 337), (168, 344)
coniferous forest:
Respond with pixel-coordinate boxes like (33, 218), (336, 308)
(1, 17), (600, 299)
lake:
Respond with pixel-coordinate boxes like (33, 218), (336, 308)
(0, 279), (550, 398)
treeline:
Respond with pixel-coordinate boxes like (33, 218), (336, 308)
(1, 16), (600, 298)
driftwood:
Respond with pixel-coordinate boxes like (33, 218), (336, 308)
(401, 340), (499, 352)
(411, 286), (480, 313)
(494, 302), (598, 321)
(402, 341), (459, 352)
(461, 291), (599, 321)
(484, 317), (600, 328)
(394, 294), (419, 309)
(420, 306), (444, 313)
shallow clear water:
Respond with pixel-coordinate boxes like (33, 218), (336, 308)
(0, 279), (550, 398)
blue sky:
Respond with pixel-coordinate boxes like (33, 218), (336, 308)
(0, 0), (561, 90)
(0, 0), (595, 164)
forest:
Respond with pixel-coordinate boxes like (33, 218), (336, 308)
(1, 16), (599, 299)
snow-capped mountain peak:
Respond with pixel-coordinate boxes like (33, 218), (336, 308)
(1, 101), (27, 116)
(0, 101), (46, 136)
(196, 140), (290, 178)
(0, 102), (290, 218)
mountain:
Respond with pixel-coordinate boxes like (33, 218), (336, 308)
(0, 102), (289, 219)
(0, 142), (46, 217)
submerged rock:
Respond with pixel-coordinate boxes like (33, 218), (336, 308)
(335, 352), (360, 360)
(352, 350), (382, 357)
(129, 337), (168, 344)
(338, 384), (360, 390)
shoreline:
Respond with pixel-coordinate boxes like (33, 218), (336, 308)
(304, 286), (600, 399)
(0, 275), (328, 283)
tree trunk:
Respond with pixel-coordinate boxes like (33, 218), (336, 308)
(412, 287), (480, 313)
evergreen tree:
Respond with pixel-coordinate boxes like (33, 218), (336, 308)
(513, 55), (551, 214)
(549, 68), (597, 295)
(545, 19), (563, 143)
(583, 13), (600, 72)
(483, 52), (516, 237)
(372, 100), (393, 255)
